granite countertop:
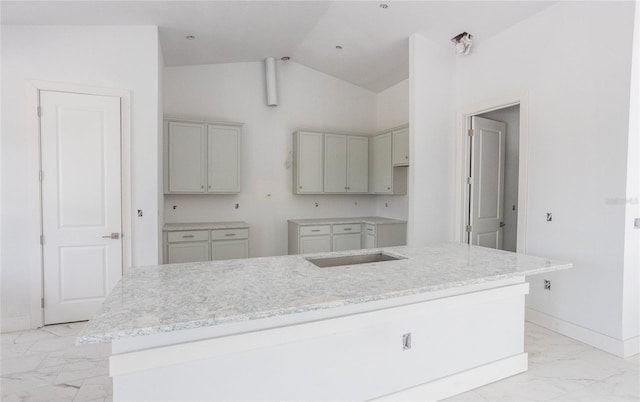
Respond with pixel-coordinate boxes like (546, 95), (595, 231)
(288, 216), (406, 225)
(78, 243), (571, 344)
(163, 221), (249, 231)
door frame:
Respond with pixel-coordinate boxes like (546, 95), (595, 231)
(27, 80), (132, 327)
(454, 92), (529, 253)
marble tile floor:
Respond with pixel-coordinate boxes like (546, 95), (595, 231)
(0, 321), (638, 401)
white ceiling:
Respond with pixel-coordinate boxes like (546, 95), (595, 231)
(1, 1), (555, 92)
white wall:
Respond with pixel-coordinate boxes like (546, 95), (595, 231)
(375, 79), (410, 221)
(163, 61), (379, 258)
(408, 34), (456, 246)
(455, 2), (635, 342)
(1, 25), (161, 330)
(479, 105), (520, 252)
(622, 2), (639, 343)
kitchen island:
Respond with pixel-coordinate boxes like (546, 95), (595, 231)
(78, 243), (571, 401)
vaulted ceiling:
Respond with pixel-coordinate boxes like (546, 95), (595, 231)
(1, 1), (555, 92)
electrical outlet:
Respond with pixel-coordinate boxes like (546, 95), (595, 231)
(544, 280), (551, 290)
(402, 333), (412, 351)
(137, 209), (143, 217)
(314, 202), (319, 208)
(546, 213), (553, 222)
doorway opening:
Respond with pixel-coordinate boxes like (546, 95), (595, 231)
(455, 94), (529, 253)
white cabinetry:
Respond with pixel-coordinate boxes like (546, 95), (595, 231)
(293, 131), (324, 194)
(288, 219), (406, 254)
(166, 122), (206, 193)
(164, 223), (249, 263)
(332, 224), (362, 251)
(207, 125), (241, 193)
(392, 127), (409, 166)
(165, 119), (242, 194)
(371, 127), (408, 195)
(324, 134), (368, 193)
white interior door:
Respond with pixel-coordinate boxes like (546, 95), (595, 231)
(469, 116), (506, 249)
(40, 90), (122, 325)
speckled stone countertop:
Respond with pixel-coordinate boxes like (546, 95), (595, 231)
(288, 216), (406, 225)
(77, 243), (571, 344)
(163, 221), (249, 231)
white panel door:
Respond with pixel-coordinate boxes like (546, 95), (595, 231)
(208, 125), (240, 193)
(347, 136), (368, 193)
(373, 133), (392, 193)
(40, 90), (122, 324)
(297, 131), (324, 193)
(167, 122), (206, 193)
(324, 134), (347, 192)
(470, 116), (506, 249)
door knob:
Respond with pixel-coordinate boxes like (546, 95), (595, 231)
(499, 222), (505, 228)
(102, 233), (120, 239)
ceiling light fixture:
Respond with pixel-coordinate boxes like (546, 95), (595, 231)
(335, 45), (343, 50)
(379, 4), (388, 9)
(186, 35), (196, 40)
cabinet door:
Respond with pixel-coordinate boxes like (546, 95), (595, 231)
(167, 242), (209, 264)
(295, 132), (324, 193)
(392, 128), (409, 166)
(373, 133), (392, 193)
(167, 122), (206, 193)
(300, 235), (331, 254)
(332, 233), (362, 252)
(211, 239), (249, 261)
(364, 232), (376, 249)
(208, 125), (241, 193)
(324, 134), (347, 193)
(347, 136), (368, 193)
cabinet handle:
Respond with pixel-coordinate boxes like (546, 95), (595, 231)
(367, 228), (373, 231)
(201, 185), (204, 189)
(311, 229), (320, 232)
(343, 228), (352, 231)
(182, 235), (195, 238)
(225, 233), (237, 237)
(405, 156), (408, 160)
(299, 186), (303, 189)
(208, 185), (211, 189)
(387, 187), (391, 190)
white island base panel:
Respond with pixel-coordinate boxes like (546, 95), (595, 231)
(110, 278), (529, 401)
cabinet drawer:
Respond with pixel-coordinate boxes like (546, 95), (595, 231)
(211, 228), (249, 240)
(300, 225), (331, 236)
(332, 224), (361, 234)
(364, 224), (376, 235)
(167, 230), (209, 243)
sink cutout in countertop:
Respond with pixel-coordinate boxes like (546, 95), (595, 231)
(306, 252), (406, 268)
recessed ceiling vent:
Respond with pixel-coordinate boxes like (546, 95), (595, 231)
(451, 32), (473, 55)
(264, 57), (278, 107)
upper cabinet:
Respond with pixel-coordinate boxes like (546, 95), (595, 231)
(165, 119), (242, 194)
(324, 134), (368, 193)
(392, 127), (409, 166)
(293, 131), (324, 194)
(371, 125), (408, 195)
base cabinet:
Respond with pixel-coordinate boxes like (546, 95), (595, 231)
(164, 225), (249, 263)
(288, 219), (406, 254)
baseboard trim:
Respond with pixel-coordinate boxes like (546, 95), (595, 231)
(1, 316), (32, 333)
(372, 353), (528, 401)
(526, 307), (639, 358)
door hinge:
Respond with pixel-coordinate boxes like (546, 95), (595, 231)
(41, 298), (44, 308)
(37, 106), (41, 117)
(468, 128), (474, 137)
(40, 235), (44, 245)
(466, 225), (472, 233)
(39, 170), (44, 181)
(466, 177), (473, 184)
